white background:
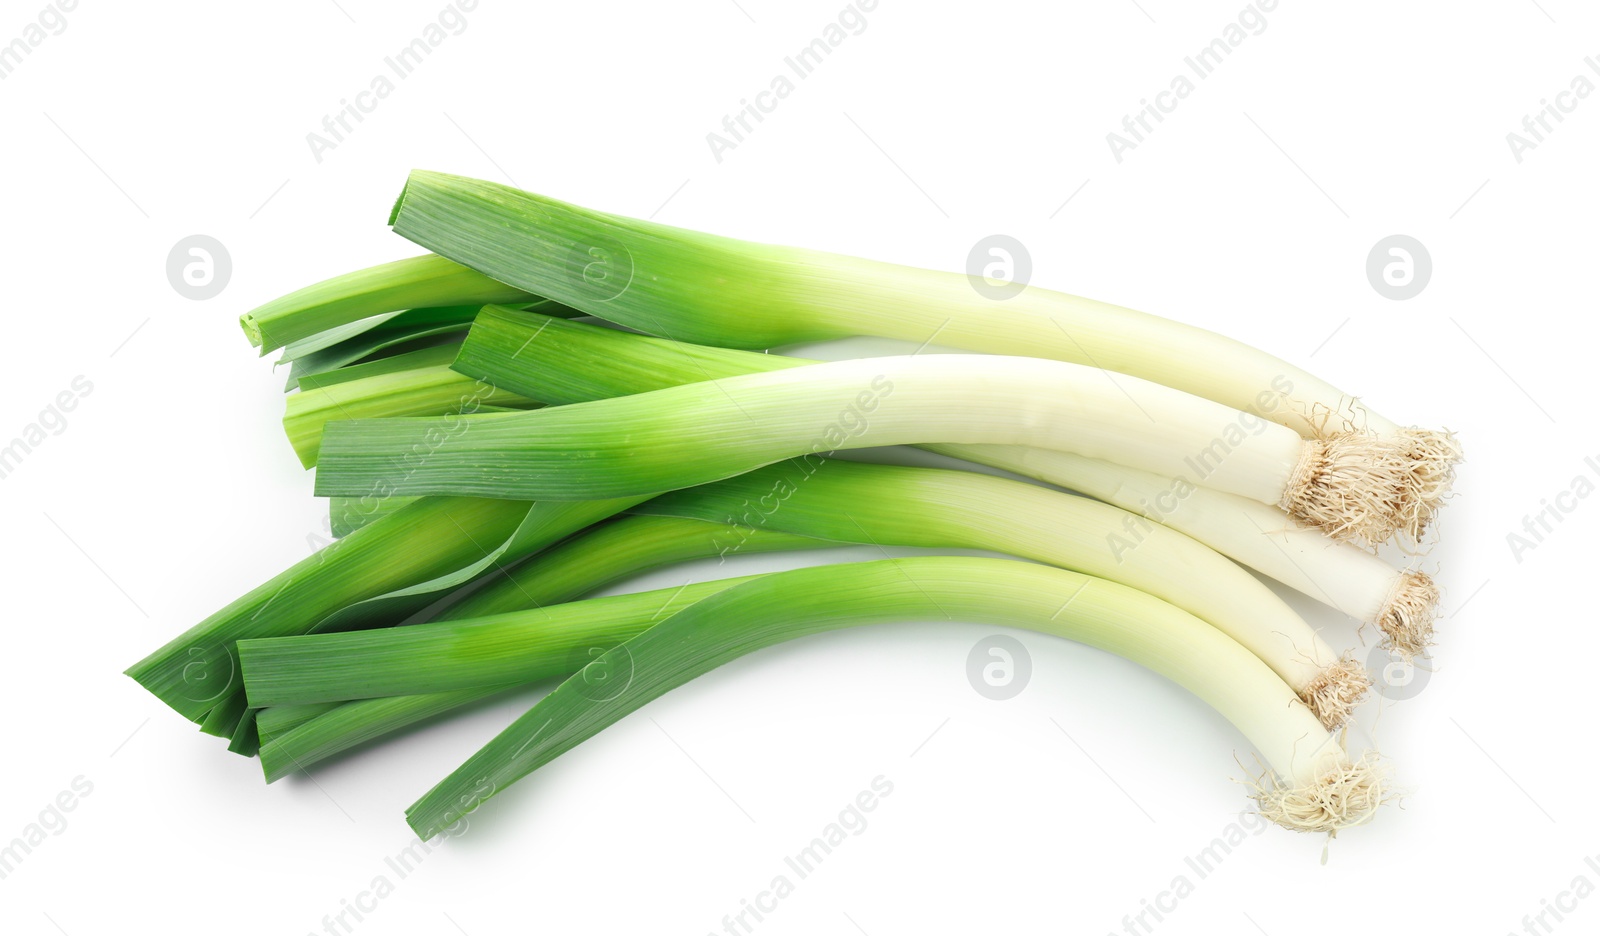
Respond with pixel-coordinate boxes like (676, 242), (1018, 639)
(0, 1), (1593, 934)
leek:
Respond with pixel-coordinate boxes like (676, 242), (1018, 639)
(316, 353), (1430, 545)
(404, 557), (1384, 840)
(383, 171), (1455, 498)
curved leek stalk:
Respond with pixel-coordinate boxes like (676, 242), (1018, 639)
(251, 471), (1375, 772)
(405, 557), (1384, 840)
(316, 354), (1428, 545)
(448, 305), (1440, 644)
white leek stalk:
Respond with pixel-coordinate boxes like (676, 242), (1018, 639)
(316, 354), (1437, 546)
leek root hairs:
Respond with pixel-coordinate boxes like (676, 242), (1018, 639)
(1282, 430), (1457, 546)
(1252, 752), (1387, 835)
(1375, 571), (1440, 659)
(1298, 655), (1371, 729)
(1395, 427), (1463, 543)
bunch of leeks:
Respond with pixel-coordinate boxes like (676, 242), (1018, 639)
(126, 172), (1462, 842)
